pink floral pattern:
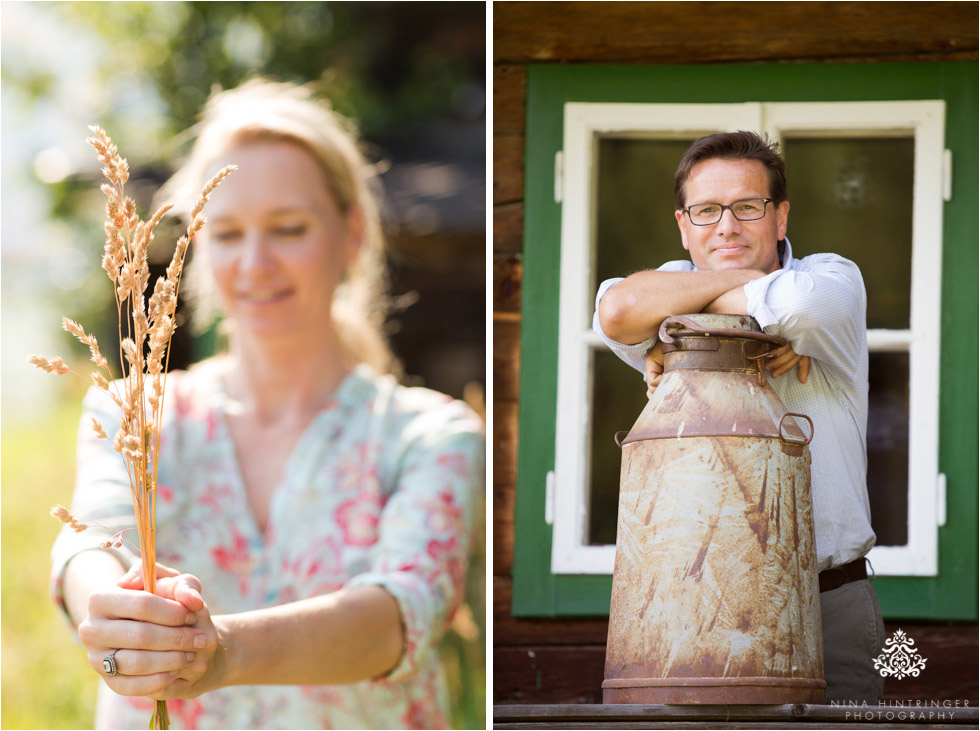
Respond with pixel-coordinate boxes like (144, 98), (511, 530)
(51, 361), (484, 729)
(335, 491), (384, 547)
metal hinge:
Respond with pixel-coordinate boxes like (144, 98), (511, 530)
(545, 469), (556, 524)
(936, 472), (947, 527)
(554, 150), (564, 203)
(942, 149), (952, 202)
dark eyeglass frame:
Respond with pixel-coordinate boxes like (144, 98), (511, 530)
(681, 197), (777, 226)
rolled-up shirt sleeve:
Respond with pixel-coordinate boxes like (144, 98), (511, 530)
(50, 385), (138, 627)
(345, 398), (485, 683)
(743, 253), (867, 383)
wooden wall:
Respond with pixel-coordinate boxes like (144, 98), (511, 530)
(491, 0), (979, 705)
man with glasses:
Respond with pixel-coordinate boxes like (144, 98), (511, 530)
(594, 130), (884, 704)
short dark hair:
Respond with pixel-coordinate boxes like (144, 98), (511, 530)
(674, 131), (787, 209)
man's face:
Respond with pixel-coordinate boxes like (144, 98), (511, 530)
(674, 158), (789, 274)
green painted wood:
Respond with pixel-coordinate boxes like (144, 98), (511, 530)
(513, 61), (978, 619)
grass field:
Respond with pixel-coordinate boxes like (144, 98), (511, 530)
(2, 383), (99, 729)
(1, 383), (485, 729)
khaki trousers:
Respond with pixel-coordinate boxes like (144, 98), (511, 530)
(820, 578), (886, 704)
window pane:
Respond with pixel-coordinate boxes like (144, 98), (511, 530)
(588, 348), (648, 546)
(589, 135), (914, 550)
(594, 137), (700, 300)
(867, 351), (909, 547)
(782, 137), (913, 330)
(590, 137), (698, 545)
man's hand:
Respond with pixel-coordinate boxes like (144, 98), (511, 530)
(642, 340), (808, 400)
(644, 343), (664, 398)
(765, 342), (810, 382)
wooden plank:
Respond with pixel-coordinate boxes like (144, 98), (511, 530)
(494, 484), (515, 577)
(493, 722), (972, 730)
(494, 645), (607, 704)
(493, 704), (980, 722)
(880, 622), (979, 704)
(494, 314), (521, 401)
(495, 577), (610, 645)
(493, 399), (517, 575)
(494, 398), (518, 488)
(491, 612), (980, 704)
(494, 64), (527, 137)
(494, 253), (523, 313)
(493, 2), (979, 64)
(495, 134), (525, 205)
(494, 202), (524, 255)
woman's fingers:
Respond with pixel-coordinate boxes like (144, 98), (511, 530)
(157, 574), (206, 613)
(104, 669), (183, 697)
(88, 588), (195, 627)
(117, 562), (182, 590)
(89, 648), (195, 677)
(80, 616), (208, 653)
(119, 566), (205, 615)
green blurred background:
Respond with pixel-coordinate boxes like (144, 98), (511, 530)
(1, 2), (486, 728)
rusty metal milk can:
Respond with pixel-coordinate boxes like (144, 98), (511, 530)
(602, 314), (826, 705)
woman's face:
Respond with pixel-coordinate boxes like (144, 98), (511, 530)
(198, 140), (360, 340)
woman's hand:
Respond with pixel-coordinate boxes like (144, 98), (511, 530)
(77, 563), (221, 700)
(644, 343), (664, 398)
(764, 342), (810, 382)
(115, 564), (225, 700)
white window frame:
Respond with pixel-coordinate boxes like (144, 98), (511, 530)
(551, 100), (945, 577)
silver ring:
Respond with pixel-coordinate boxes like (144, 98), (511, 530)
(103, 650), (119, 676)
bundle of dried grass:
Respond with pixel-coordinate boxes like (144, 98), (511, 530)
(30, 127), (234, 730)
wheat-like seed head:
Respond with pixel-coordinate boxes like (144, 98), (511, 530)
(86, 126), (129, 186)
(28, 355), (70, 375)
(60, 318), (109, 373)
(190, 165), (237, 222)
(62, 317), (85, 339)
(91, 417), (108, 439)
(147, 203), (173, 232)
(165, 236), (189, 283)
(122, 198), (138, 231)
(50, 504), (88, 532)
(121, 338), (137, 367)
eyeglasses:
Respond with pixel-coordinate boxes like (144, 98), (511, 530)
(682, 198), (775, 226)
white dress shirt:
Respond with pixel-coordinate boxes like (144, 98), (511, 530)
(593, 238), (876, 572)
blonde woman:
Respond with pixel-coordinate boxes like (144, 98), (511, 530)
(51, 79), (484, 729)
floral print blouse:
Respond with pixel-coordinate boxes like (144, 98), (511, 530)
(50, 360), (485, 730)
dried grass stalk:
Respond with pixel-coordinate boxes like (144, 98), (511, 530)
(30, 126), (234, 731)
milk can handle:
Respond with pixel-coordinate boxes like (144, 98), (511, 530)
(659, 315), (787, 347)
(778, 412), (814, 446)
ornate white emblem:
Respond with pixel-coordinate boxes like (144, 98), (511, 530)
(874, 629), (927, 679)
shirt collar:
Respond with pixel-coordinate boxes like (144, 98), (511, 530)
(779, 237), (794, 270)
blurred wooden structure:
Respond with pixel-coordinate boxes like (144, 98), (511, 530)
(492, 0), (978, 709)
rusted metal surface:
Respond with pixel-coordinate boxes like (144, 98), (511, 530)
(659, 313), (787, 348)
(621, 370), (810, 446)
(603, 314), (824, 705)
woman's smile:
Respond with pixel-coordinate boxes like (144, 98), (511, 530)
(237, 287), (294, 304)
